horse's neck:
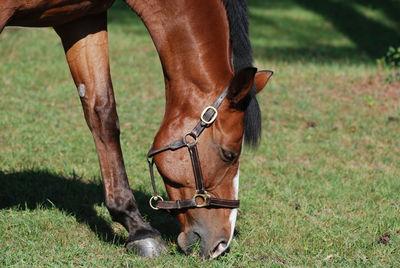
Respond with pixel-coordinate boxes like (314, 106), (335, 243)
(127, 0), (233, 106)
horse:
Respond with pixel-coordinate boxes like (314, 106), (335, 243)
(0, 0), (272, 258)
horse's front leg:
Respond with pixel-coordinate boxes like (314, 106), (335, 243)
(54, 12), (166, 257)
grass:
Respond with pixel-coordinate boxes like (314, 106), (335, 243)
(1, 0), (400, 266)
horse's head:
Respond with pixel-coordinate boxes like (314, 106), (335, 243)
(150, 68), (272, 258)
(131, 0), (273, 258)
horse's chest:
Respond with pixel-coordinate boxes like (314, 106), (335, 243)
(8, 0), (115, 27)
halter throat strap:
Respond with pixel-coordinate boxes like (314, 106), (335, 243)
(147, 87), (240, 210)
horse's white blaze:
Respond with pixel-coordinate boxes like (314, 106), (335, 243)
(228, 170), (239, 245)
(211, 169), (239, 259)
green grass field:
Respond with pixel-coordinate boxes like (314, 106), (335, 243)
(1, 0), (400, 266)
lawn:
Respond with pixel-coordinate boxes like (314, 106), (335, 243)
(1, 0), (400, 266)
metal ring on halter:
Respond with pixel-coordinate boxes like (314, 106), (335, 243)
(149, 195), (164, 210)
(183, 132), (198, 146)
(200, 106), (218, 125)
(193, 192), (210, 208)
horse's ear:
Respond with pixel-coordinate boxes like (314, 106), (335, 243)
(254, 70), (273, 94)
(227, 67), (257, 106)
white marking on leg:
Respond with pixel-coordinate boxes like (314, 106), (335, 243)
(78, 83), (86, 97)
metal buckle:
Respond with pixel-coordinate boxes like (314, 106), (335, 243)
(200, 106), (218, 125)
(149, 195), (164, 210)
(183, 132), (198, 146)
(193, 192), (210, 208)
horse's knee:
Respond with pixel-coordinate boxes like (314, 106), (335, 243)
(82, 87), (120, 139)
(95, 95), (118, 128)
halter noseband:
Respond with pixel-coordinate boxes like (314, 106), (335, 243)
(147, 86), (240, 210)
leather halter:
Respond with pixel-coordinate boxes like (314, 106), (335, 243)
(147, 86), (240, 210)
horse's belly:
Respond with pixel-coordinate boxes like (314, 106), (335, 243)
(7, 0), (115, 27)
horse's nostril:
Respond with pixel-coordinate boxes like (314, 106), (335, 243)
(211, 240), (228, 259)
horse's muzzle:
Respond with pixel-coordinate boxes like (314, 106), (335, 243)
(177, 226), (230, 259)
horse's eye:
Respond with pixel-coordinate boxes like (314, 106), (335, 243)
(220, 148), (238, 163)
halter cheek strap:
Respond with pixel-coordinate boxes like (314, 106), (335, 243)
(147, 87), (240, 210)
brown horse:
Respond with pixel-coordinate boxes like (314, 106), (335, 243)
(1, 0), (272, 258)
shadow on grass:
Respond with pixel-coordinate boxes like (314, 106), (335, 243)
(249, 0), (400, 62)
(108, 1), (142, 26)
(294, 0), (400, 58)
(108, 0), (400, 63)
(0, 170), (180, 245)
(354, 0), (400, 27)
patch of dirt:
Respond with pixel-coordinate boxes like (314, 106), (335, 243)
(259, 255), (286, 264)
(306, 121), (318, 128)
(388, 116), (399, 122)
(377, 232), (391, 245)
(352, 254), (369, 261)
(328, 73), (400, 115)
(354, 75), (400, 100)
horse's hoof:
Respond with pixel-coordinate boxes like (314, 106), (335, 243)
(126, 236), (168, 258)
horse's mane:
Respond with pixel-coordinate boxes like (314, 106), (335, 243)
(223, 0), (262, 148)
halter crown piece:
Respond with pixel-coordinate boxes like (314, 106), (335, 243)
(147, 86), (240, 210)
